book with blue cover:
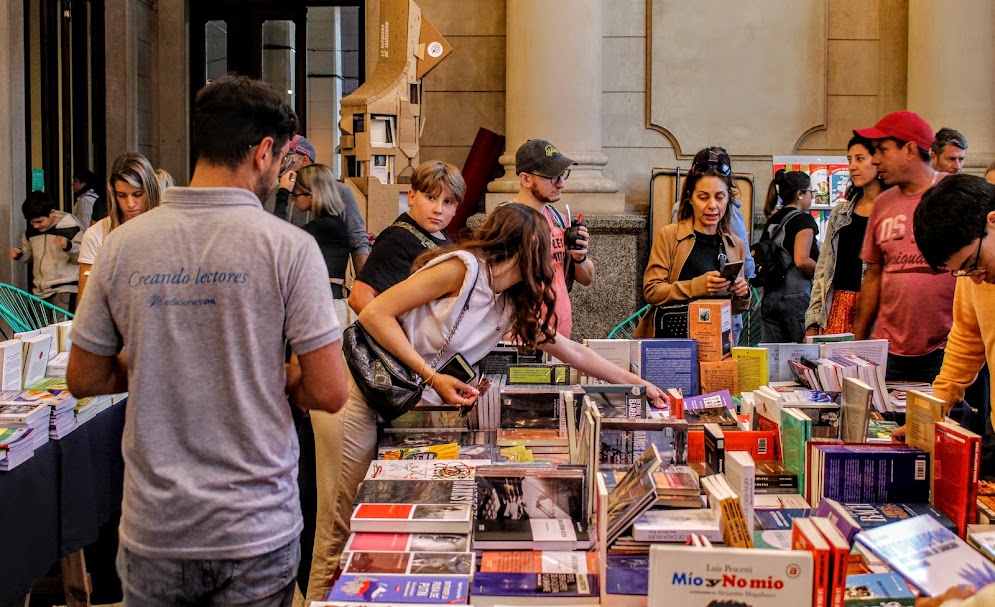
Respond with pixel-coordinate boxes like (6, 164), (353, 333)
(635, 339), (698, 397)
(810, 444), (930, 507)
(844, 572), (915, 606)
(854, 514), (995, 596)
(755, 508), (812, 531)
(605, 553), (648, 596)
(324, 573), (470, 603)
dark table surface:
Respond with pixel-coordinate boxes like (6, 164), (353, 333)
(0, 401), (125, 603)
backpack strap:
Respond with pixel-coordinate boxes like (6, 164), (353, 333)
(391, 220), (439, 250)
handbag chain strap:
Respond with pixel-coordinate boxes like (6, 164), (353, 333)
(428, 261), (481, 369)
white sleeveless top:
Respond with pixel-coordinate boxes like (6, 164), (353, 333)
(400, 250), (512, 404)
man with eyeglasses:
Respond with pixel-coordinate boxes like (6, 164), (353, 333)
(508, 139), (595, 339)
(851, 111), (955, 382)
(911, 174), (995, 476)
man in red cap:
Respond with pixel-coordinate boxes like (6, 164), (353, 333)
(852, 110), (956, 382)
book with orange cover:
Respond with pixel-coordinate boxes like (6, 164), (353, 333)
(810, 516), (849, 607)
(934, 420), (981, 538)
(792, 517), (831, 607)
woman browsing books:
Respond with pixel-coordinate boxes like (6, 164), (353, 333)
(759, 169), (819, 343)
(634, 161), (751, 337)
(306, 203), (667, 602)
(805, 135), (883, 336)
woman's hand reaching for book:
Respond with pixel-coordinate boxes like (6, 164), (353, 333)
(916, 585), (974, 607)
(432, 373), (480, 407)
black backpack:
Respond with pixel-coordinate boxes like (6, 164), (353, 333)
(750, 208), (803, 289)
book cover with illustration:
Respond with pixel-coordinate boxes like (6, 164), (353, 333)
(649, 544), (814, 607)
(324, 573), (469, 603)
(363, 460), (490, 481)
(855, 514), (995, 596)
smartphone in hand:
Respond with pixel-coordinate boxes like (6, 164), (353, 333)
(437, 353), (477, 384)
(718, 260), (744, 282)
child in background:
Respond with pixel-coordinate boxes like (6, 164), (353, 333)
(9, 191), (82, 312)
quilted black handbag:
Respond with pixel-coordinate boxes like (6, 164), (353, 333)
(342, 265), (480, 421)
(342, 322), (424, 421)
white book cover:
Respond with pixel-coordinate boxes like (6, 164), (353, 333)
(20, 334), (51, 388)
(364, 460), (491, 481)
(36, 326), (58, 361)
(54, 320), (73, 352)
(0, 339), (22, 391)
(725, 451), (756, 538)
(649, 544), (814, 607)
(632, 509), (722, 543)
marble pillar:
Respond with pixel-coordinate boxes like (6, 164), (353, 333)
(486, 0), (624, 213)
(908, 0), (995, 170)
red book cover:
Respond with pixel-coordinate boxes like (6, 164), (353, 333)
(688, 429), (780, 463)
(934, 421), (981, 537)
(792, 518), (831, 607)
(810, 516), (849, 607)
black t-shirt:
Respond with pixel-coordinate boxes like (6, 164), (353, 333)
(678, 231), (724, 281)
(766, 206), (819, 264)
(355, 213), (451, 294)
(832, 213), (868, 292)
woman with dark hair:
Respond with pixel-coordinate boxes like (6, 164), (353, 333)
(760, 169), (818, 342)
(71, 169), (104, 228)
(805, 135), (882, 335)
(306, 203), (667, 601)
(635, 165), (751, 337)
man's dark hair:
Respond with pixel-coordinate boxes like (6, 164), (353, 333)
(931, 127), (968, 155)
(22, 190), (55, 220)
(884, 137), (931, 163)
(191, 74), (298, 170)
(914, 174), (995, 270)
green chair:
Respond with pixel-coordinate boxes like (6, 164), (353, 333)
(0, 282), (73, 337)
(607, 304), (650, 339)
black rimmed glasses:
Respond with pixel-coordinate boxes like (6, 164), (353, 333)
(531, 170), (571, 184)
(951, 229), (987, 277)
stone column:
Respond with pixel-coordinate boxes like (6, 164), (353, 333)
(908, 0), (995, 170)
(0, 2), (27, 285)
(486, 0), (623, 213)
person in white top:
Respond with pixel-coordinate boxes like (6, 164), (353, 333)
(305, 202), (668, 600)
(77, 153), (161, 300)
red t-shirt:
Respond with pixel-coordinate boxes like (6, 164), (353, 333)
(860, 180), (956, 356)
(542, 205), (573, 339)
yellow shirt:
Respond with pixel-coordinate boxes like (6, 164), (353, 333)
(932, 278), (995, 426)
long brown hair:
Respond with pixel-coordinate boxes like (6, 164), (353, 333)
(414, 203), (558, 352)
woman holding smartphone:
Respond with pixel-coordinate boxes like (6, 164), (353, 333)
(635, 163), (751, 337)
(306, 203), (667, 601)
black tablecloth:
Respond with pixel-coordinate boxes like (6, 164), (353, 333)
(0, 401), (126, 603)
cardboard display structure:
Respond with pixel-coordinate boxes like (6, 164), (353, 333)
(339, 0), (452, 235)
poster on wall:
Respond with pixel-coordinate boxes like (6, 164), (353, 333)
(772, 156), (848, 245)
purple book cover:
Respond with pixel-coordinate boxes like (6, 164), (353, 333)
(325, 574), (469, 603)
(819, 445), (930, 504)
(813, 497), (862, 542)
(471, 572), (598, 597)
(606, 554), (648, 595)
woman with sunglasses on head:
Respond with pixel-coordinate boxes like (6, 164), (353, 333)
(635, 163), (751, 338)
(306, 203), (667, 602)
(291, 163), (371, 326)
(759, 170), (818, 343)
(805, 135), (883, 336)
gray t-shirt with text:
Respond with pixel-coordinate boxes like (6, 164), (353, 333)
(71, 186), (340, 559)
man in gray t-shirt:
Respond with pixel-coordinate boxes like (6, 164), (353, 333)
(67, 75), (348, 607)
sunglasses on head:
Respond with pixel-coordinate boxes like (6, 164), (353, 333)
(691, 149), (732, 176)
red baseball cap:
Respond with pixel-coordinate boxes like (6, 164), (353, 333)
(854, 110), (934, 151)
